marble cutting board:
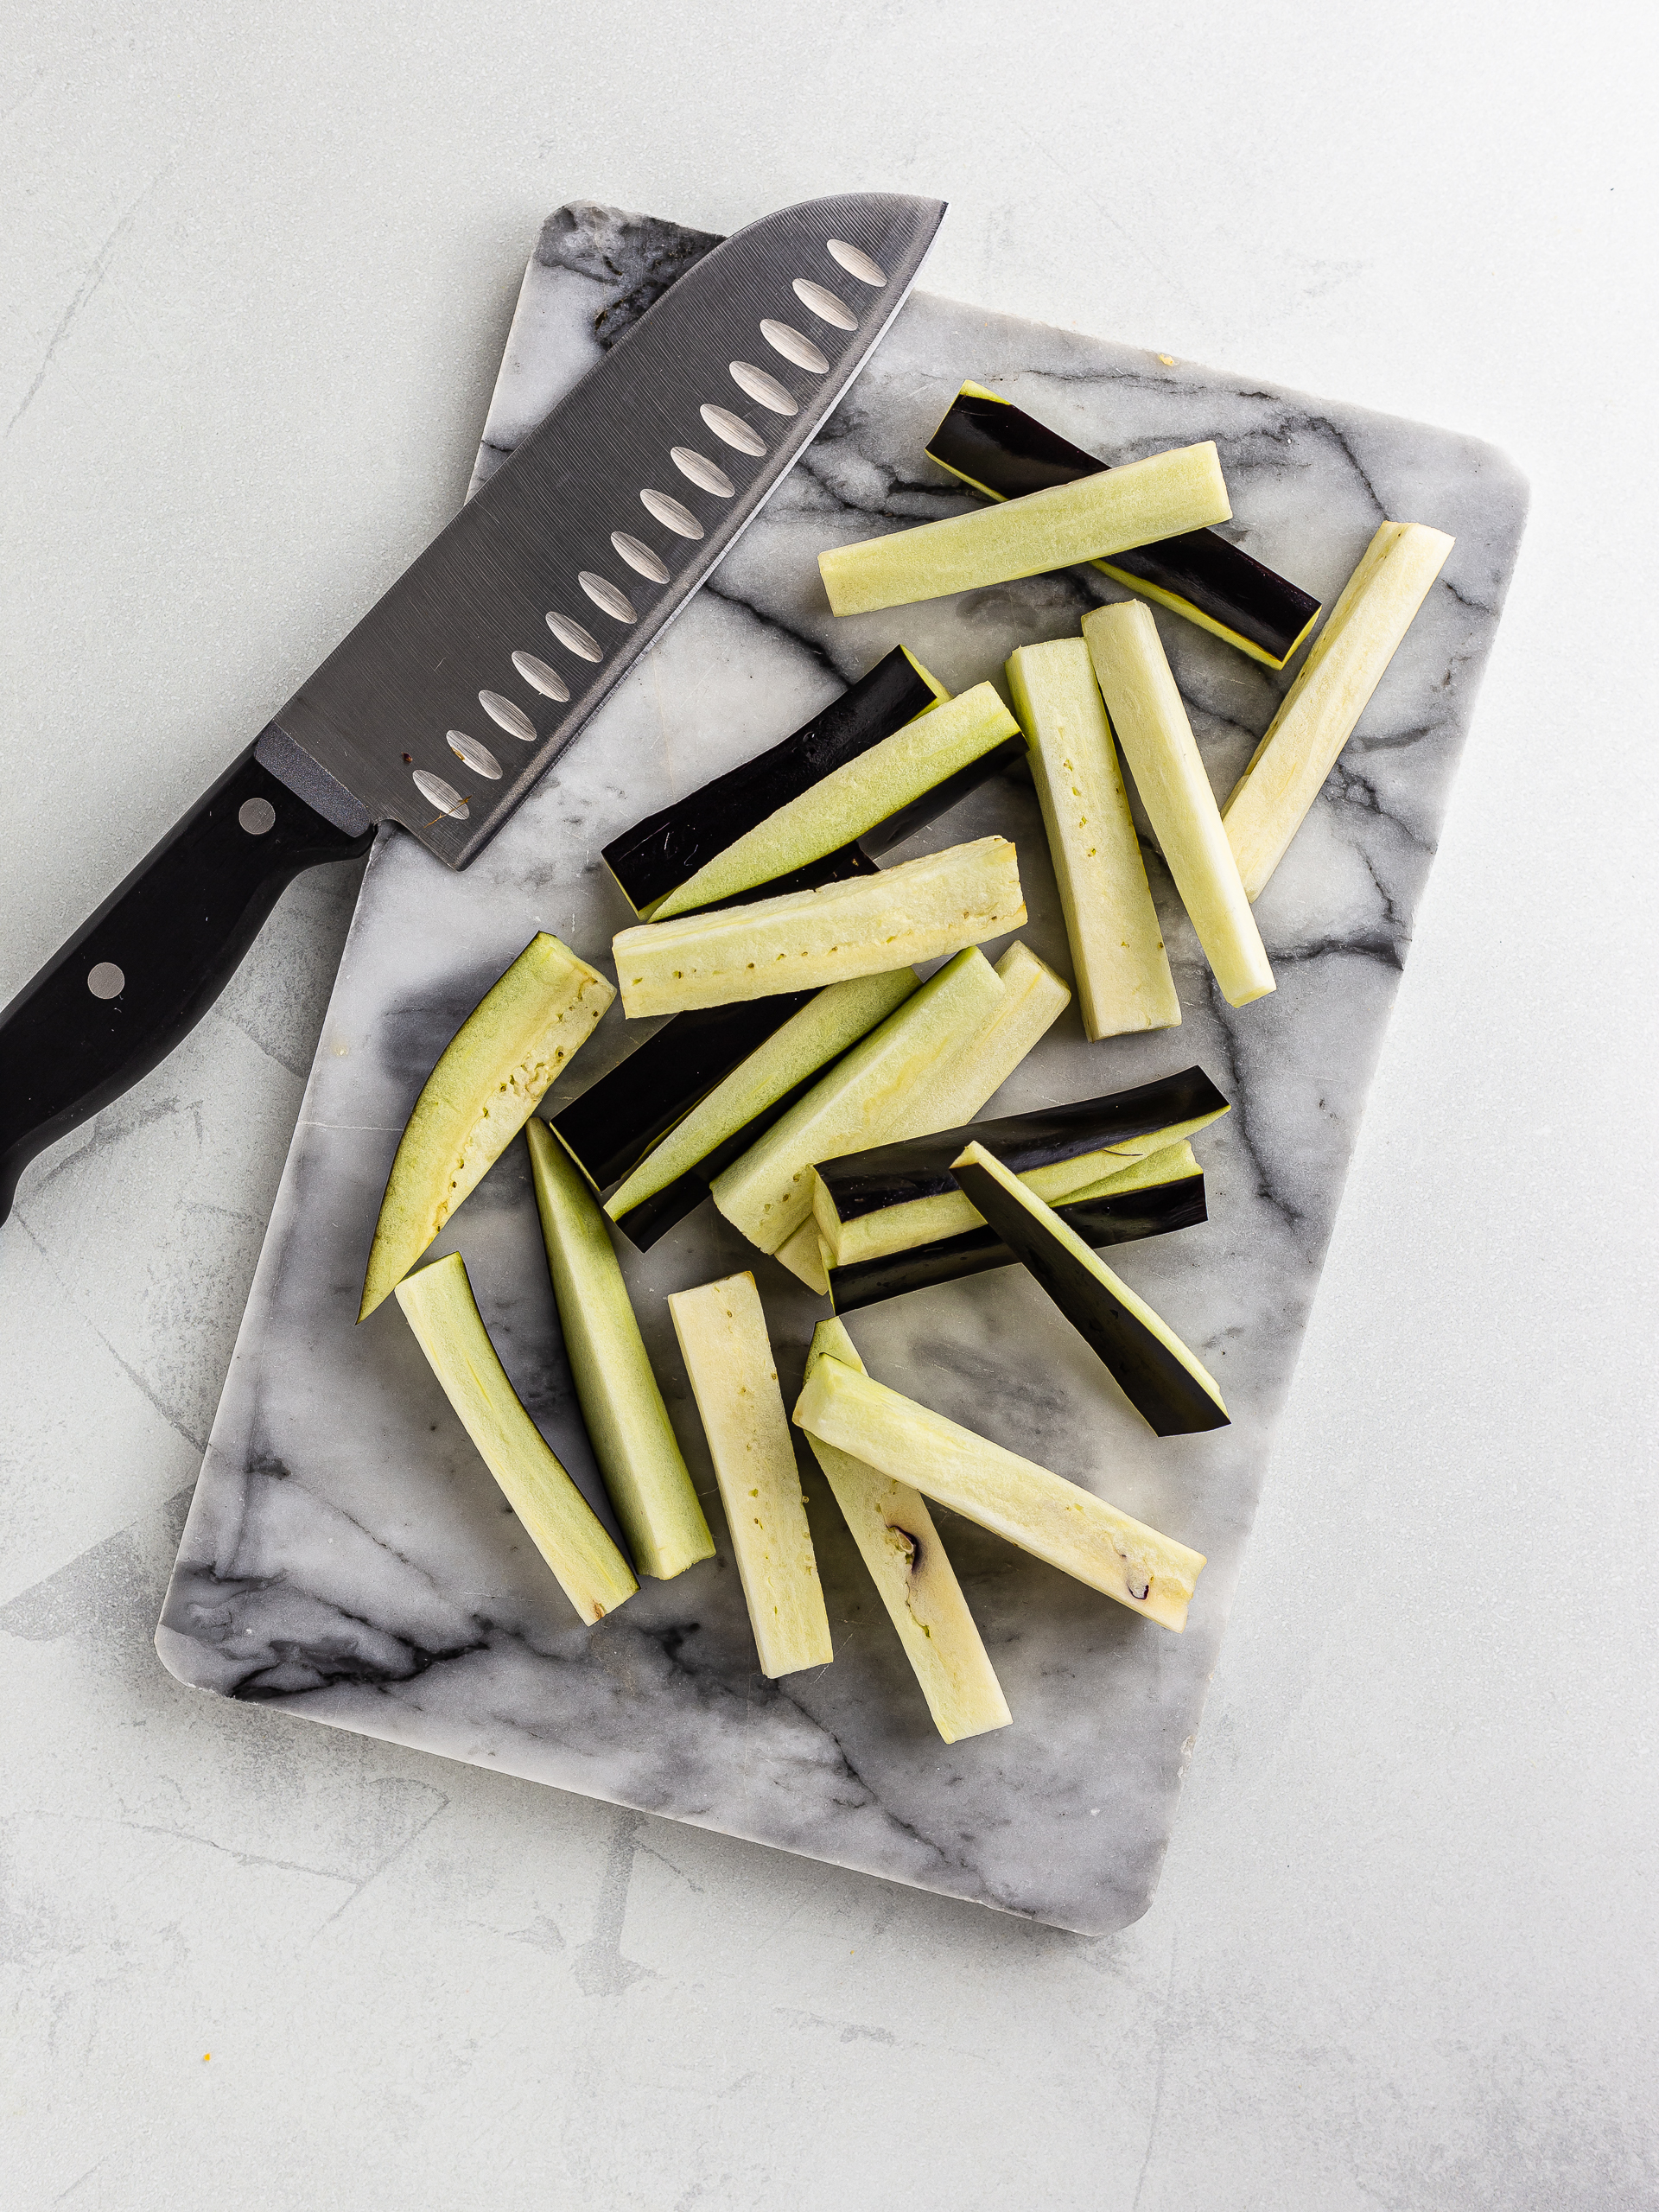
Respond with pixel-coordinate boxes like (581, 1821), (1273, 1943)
(156, 202), (1528, 1936)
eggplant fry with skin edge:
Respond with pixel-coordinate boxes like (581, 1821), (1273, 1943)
(803, 1320), (1011, 1744)
(359, 931), (613, 1319)
(601, 644), (944, 917)
(791, 1351), (1206, 1630)
(819, 442), (1232, 616)
(1222, 519), (1455, 900)
(768, 938), (1071, 1292)
(601, 968), (919, 1250)
(645, 681), (1021, 923)
(927, 383), (1320, 669)
(827, 1142), (1205, 1314)
(810, 1065), (1229, 1268)
(711, 944), (1007, 1255)
(525, 1120), (715, 1580)
(949, 1141), (1228, 1438)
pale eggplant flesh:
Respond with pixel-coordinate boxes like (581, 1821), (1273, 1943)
(828, 1165), (1206, 1313)
(926, 386), (1319, 670)
(815, 1067), (1228, 1230)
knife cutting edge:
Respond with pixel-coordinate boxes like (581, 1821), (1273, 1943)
(0, 193), (946, 1223)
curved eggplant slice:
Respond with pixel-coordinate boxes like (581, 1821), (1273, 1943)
(828, 1147), (1205, 1314)
(949, 1142), (1228, 1438)
(358, 931), (613, 1320)
(601, 645), (939, 916)
(926, 383), (1320, 670)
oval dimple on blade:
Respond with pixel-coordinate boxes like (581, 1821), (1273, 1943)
(671, 447), (735, 497)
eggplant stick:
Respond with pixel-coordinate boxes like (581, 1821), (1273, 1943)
(792, 1351), (1205, 1630)
(949, 1141), (1228, 1437)
(526, 1121), (715, 1580)
(669, 1272), (833, 1679)
(611, 837), (1025, 1018)
(396, 1255), (639, 1624)
(1007, 636), (1179, 1038)
(803, 1321), (1011, 1742)
(1223, 521), (1454, 900)
(820, 443), (1231, 616)
(1083, 601), (1274, 1009)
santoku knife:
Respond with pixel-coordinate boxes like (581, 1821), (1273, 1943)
(0, 193), (945, 1221)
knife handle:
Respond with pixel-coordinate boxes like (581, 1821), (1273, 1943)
(0, 746), (374, 1223)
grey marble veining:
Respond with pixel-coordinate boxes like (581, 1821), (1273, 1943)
(156, 203), (1526, 1936)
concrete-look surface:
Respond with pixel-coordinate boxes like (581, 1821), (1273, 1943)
(3, 4), (1654, 2207)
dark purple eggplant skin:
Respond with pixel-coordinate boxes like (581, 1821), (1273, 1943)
(828, 1170), (1206, 1314)
(608, 1056), (847, 1251)
(546, 993), (818, 1193)
(601, 646), (937, 914)
(950, 1158), (1230, 1438)
(817, 1067), (1228, 1226)
(926, 387), (1319, 665)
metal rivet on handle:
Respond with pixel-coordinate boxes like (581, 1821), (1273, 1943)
(448, 730), (502, 779)
(546, 610), (602, 661)
(640, 487), (704, 538)
(728, 361), (798, 416)
(479, 691), (537, 742)
(238, 797), (276, 836)
(579, 572), (638, 624)
(86, 961), (124, 1000)
(699, 405), (766, 457)
(671, 447), (735, 496)
(791, 278), (856, 331)
(412, 769), (469, 820)
(611, 531), (671, 584)
(760, 321), (829, 374)
(512, 651), (570, 702)
(827, 238), (887, 287)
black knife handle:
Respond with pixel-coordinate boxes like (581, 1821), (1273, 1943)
(0, 746), (374, 1222)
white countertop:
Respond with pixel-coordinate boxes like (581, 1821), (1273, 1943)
(3, 6), (1654, 2206)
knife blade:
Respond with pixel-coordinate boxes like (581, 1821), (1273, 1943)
(0, 192), (946, 1223)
